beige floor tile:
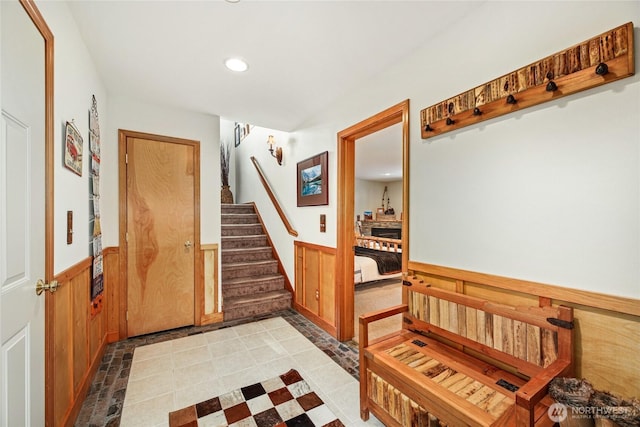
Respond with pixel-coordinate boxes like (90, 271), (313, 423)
(217, 364), (275, 392)
(203, 327), (238, 344)
(124, 372), (176, 407)
(133, 340), (173, 362)
(173, 359), (218, 390)
(326, 380), (364, 423)
(239, 331), (281, 350)
(248, 341), (288, 363)
(170, 333), (208, 352)
(278, 334), (317, 355)
(306, 361), (355, 395)
(256, 316), (289, 330)
(173, 378), (226, 410)
(268, 325), (304, 341)
(172, 344), (211, 369)
(229, 321), (267, 336)
(129, 353), (173, 382)
(210, 351), (259, 377)
(119, 392), (174, 427)
(208, 337), (247, 359)
(291, 347), (334, 373)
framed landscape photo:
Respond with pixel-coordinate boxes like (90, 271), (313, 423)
(297, 151), (328, 207)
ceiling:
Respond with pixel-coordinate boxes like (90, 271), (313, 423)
(356, 122), (403, 182)
(67, 0), (484, 133)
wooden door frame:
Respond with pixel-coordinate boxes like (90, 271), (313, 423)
(118, 129), (202, 339)
(335, 100), (410, 341)
(17, 0), (56, 424)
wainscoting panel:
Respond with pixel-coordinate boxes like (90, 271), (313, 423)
(294, 241), (337, 337)
(201, 243), (223, 324)
(408, 261), (640, 400)
(104, 247), (120, 342)
(51, 257), (107, 427)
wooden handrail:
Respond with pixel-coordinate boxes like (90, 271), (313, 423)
(250, 156), (298, 237)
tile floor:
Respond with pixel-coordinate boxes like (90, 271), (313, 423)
(75, 309), (385, 427)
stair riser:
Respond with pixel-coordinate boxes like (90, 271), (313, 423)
(222, 263), (278, 280)
(221, 225), (264, 236)
(222, 250), (273, 263)
(222, 278), (285, 298)
(221, 215), (259, 225)
(222, 237), (268, 249)
(223, 296), (292, 321)
(221, 205), (256, 215)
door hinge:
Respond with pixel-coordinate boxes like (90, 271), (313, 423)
(126, 232), (128, 242)
(126, 311), (128, 321)
(125, 153), (128, 164)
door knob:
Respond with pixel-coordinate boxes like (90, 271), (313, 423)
(184, 240), (192, 248)
(35, 279), (59, 295)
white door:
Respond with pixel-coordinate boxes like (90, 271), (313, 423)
(1, 1), (47, 425)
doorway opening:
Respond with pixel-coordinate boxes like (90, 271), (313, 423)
(352, 123), (404, 342)
(335, 100), (410, 341)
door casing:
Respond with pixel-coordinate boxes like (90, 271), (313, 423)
(335, 100), (410, 341)
(118, 129), (202, 339)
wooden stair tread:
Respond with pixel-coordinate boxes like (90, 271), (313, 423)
(221, 234), (266, 240)
(223, 289), (291, 306)
(222, 246), (272, 253)
(222, 274), (284, 286)
(223, 259), (277, 268)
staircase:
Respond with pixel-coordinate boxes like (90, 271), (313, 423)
(221, 203), (292, 321)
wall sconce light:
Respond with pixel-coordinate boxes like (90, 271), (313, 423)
(267, 135), (283, 165)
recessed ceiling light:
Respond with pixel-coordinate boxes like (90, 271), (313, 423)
(225, 0), (240, 3)
(384, 173), (391, 176)
(225, 58), (248, 72)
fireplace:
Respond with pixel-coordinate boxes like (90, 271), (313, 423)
(371, 227), (401, 239)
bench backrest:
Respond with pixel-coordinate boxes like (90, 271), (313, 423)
(403, 276), (573, 379)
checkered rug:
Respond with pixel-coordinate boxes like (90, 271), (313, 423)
(168, 369), (345, 427)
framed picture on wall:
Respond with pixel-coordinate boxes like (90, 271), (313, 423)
(297, 151), (328, 207)
(64, 121), (83, 176)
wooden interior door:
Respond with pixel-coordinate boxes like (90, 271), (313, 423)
(0, 1), (52, 425)
(125, 133), (198, 337)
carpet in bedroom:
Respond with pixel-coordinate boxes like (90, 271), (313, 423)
(353, 279), (403, 343)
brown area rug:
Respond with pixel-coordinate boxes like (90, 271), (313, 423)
(168, 369), (344, 427)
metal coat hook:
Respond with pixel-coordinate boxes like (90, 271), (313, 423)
(473, 107), (482, 116)
(506, 94), (517, 104)
(446, 117), (455, 126)
(595, 63), (609, 76)
(546, 81), (558, 92)
(424, 124), (433, 132)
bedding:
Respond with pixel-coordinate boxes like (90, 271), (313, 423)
(355, 256), (402, 284)
(353, 234), (403, 284)
(354, 246), (402, 275)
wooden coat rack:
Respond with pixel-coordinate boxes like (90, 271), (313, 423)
(421, 22), (635, 140)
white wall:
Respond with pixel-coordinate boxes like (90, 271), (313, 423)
(234, 126), (299, 281)
(37, 1), (108, 274)
(276, 1), (639, 298)
(220, 118), (236, 193)
(104, 96), (220, 247)
(355, 179), (403, 221)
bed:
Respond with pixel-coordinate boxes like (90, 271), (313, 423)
(354, 235), (402, 285)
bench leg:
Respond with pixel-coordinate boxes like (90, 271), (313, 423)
(360, 407), (370, 421)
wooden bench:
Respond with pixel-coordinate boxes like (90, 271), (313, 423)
(359, 275), (574, 427)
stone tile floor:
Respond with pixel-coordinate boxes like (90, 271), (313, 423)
(74, 309), (360, 427)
